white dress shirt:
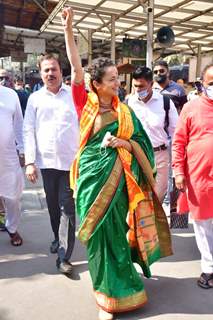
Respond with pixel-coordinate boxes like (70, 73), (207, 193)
(128, 90), (178, 147)
(23, 84), (79, 170)
(0, 85), (24, 199)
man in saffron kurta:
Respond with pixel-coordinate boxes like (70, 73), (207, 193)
(172, 64), (213, 289)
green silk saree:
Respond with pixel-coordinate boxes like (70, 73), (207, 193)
(75, 110), (172, 313)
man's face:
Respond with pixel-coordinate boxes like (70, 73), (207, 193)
(65, 79), (71, 86)
(15, 80), (24, 90)
(40, 58), (62, 93)
(0, 70), (10, 87)
(202, 66), (213, 100)
(132, 78), (152, 101)
(153, 65), (169, 84)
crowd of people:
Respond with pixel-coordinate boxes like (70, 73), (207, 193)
(0, 6), (213, 320)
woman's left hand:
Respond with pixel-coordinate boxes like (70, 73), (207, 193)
(107, 136), (132, 152)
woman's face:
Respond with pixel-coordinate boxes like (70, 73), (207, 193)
(93, 66), (120, 98)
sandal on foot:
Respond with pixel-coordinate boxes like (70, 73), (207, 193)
(99, 308), (113, 320)
(8, 231), (23, 246)
(197, 273), (213, 289)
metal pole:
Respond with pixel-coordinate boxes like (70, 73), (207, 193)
(111, 15), (116, 63)
(88, 29), (92, 66)
(146, 0), (154, 69)
(196, 44), (202, 78)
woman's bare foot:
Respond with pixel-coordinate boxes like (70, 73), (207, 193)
(98, 308), (113, 320)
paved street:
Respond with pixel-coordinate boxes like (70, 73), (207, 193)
(0, 175), (213, 320)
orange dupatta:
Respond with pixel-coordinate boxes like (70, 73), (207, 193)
(70, 91), (146, 215)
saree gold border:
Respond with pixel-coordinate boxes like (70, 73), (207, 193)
(95, 290), (148, 313)
(130, 140), (173, 258)
(152, 192), (173, 257)
(77, 156), (123, 244)
(130, 139), (156, 188)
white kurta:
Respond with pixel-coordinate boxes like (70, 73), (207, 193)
(0, 85), (24, 199)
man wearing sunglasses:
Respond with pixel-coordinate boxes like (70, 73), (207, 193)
(172, 63), (213, 290)
(153, 60), (187, 113)
(128, 66), (178, 203)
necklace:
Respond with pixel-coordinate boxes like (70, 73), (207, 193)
(99, 107), (113, 114)
(99, 103), (112, 108)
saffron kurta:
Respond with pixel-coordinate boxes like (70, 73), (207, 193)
(172, 95), (213, 220)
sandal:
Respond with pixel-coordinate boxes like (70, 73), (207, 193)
(7, 230), (23, 246)
(197, 273), (213, 289)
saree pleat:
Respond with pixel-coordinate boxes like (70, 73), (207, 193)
(75, 106), (172, 313)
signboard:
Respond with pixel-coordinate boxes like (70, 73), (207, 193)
(24, 38), (46, 54)
(10, 50), (28, 62)
(122, 39), (146, 58)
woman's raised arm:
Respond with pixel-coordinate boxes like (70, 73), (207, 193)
(61, 7), (84, 84)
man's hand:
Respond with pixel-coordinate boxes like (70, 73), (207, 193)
(61, 7), (73, 31)
(175, 174), (186, 192)
(25, 164), (38, 184)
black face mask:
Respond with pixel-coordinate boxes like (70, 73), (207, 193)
(154, 74), (167, 84)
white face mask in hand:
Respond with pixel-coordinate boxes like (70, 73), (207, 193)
(100, 131), (112, 148)
(205, 85), (213, 100)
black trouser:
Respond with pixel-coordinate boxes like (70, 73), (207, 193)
(40, 169), (75, 263)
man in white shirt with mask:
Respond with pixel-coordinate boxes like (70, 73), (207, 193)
(128, 66), (178, 203)
(23, 53), (79, 276)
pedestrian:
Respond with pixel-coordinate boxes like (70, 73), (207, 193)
(23, 53), (79, 276)
(172, 63), (213, 289)
(118, 80), (127, 101)
(153, 60), (187, 113)
(0, 69), (12, 88)
(62, 7), (172, 320)
(127, 66), (178, 203)
(0, 84), (24, 246)
(64, 75), (71, 86)
(153, 60), (187, 210)
(187, 80), (203, 101)
(14, 76), (30, 116)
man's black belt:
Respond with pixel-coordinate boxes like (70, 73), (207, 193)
(153, 144), (167, 152)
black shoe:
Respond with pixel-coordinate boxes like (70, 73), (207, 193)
(50, 239), (59, 254)
(0, 222), (6, 232)
(56, 258), (73, 275)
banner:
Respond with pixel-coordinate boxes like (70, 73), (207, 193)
(24, 38), (46, 54)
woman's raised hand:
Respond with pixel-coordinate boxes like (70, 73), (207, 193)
(61, 7), (73, 31)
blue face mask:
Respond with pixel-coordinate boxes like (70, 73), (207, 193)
(137, 89), (149, 100)
(205, 85), (213, 100)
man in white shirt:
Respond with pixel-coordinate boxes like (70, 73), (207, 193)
(128, 66), (178, 202)
(0, 85), (24, 246)
(23, 53), (79, 276)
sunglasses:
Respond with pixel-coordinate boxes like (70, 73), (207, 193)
(153, 69), (166, 75)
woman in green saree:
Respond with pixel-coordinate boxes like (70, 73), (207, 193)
(62, 7), (172, 320)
